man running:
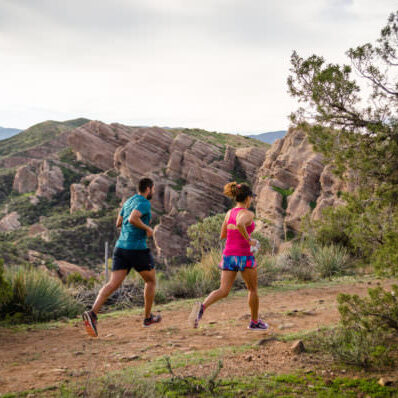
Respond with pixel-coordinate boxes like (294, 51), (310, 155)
(83, 177), (161, 337)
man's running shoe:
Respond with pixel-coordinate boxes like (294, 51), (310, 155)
(82, 311), (98, 337)
(248, 319), (269, 331)
(143, 313), (162, 327)
(189, 302), (204, 328)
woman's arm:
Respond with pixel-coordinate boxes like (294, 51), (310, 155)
(236, 210), (255, 244)
(220, 211), (231, 239)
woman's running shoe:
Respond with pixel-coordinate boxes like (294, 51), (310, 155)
(82, 311), (98, 337)
(189, 302), (204, 328)
(143, 313), (162, 327)
(248, 319), (269, 331)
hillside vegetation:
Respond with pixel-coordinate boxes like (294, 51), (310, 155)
(0, 118), (89, 159)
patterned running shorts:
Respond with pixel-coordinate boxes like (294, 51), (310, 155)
(219, 255), (257, 272)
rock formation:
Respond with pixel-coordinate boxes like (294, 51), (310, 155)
(0, 211), (21, 232)
(67, 121), (267, 260)
(254, 128), (353, 248)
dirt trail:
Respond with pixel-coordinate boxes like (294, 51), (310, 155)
(0, 279), (395, 395)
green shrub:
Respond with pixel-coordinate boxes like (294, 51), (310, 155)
(163, 249), (221, 299)
(66, 272), (96, 289)
(1, 266), (83, 323)
(315, 326), (394, 369)
(0, 259), (11, 305)
(338, 285), (398, 333)
(256, 255), (278, 286)
(276, 244), (316, 281)
(310, 244), (349, 278)
(186, 213), (226, 261)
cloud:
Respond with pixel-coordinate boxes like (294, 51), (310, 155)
(0, 0), (396, 131)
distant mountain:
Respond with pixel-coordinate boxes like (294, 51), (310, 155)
(0, 127), (22, 141)
(0, 118), (90, 160)
(246, 130), (287, 144)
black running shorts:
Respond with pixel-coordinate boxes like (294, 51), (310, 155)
(112, 247), (155, 273)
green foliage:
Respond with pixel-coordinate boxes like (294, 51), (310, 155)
(66, 272), (96, 289)
(0, 259), (12, 305)
(24, 212), (118, 267)
(310, 244), (350, 278)
(231, 158), (248, 183)
(163, 249), (221, 299)
(171, 178), (186, 192)
(170, 127), (269, 150)
(187, 213), (225, 261)
(315, 326), (394, 369)
(310, 286), (398, 369)
(288, 12), (398, 275)
(338, 285), (398, 333)
(0, 239), (24, 264)
(277, 244), (316, 281)
(0, 118), (89, 159)
(271, 186), (294, 210)
(0, 169), (15, 205)
(1, 266), (83, 323)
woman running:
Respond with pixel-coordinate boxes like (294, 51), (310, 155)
(190, 182), (269, 331)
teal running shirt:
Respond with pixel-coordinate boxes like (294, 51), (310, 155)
(116, 194), (152, 250)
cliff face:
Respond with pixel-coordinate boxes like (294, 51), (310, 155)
(254, 128), (353, 247)
(67, 121), (267, 260)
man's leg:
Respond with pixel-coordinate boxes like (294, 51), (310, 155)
(139, 269), (156, 319)
(83, 269), (128, 337)
(92, 269), (128, 314)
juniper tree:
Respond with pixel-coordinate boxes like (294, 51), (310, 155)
(288, 11), (398, 273)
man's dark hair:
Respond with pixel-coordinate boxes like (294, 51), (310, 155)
(138, 177), (154, 193)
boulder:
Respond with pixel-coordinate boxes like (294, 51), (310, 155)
(36, 160), (64, 199)
(0, 212), (21, 232)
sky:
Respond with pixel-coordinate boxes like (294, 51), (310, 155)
(0, 0), (396, 133)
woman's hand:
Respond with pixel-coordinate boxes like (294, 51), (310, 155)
(249, 239), (257, 246)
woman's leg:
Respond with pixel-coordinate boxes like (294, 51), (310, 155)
(240, 268), (259, 321)
(203, 270), (237, 309)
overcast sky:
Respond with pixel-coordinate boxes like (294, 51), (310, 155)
(0, 0), (396, 133)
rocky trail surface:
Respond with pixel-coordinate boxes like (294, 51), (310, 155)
(0, 278), (396, 395)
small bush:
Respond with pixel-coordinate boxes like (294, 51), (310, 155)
(186, 213), (225, 261)
(0, 259), (11, 305)
(1, 266), (83, 323)
(256, 255), (278, 286)
(163, 249), (221, 299)
(310, 244), (349, 278)
(338, 285), (398, 333)
(314, 326), (394, 369)
(277, 244), (316, 281)
(66, 272), (96, 289)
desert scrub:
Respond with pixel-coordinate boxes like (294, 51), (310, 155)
(338, 285), (398, 333)
(0, 266), (83, 323)
(307, 286), (398, 369)
(162, 249), (221, 299)
(186, 213), (226, 262)
(310, 244), (350, 278)
(276, 244), (316, 281)
(0, 259), (12, 305)
(312, 326), (394, 369)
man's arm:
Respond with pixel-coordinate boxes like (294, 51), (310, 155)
(128, 209), (153, 237)
(116, 213), (123, 228)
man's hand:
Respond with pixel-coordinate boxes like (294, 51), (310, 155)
(146, 227), (154, 238)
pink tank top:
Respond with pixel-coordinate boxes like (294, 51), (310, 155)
(223, 207), (255, 256)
